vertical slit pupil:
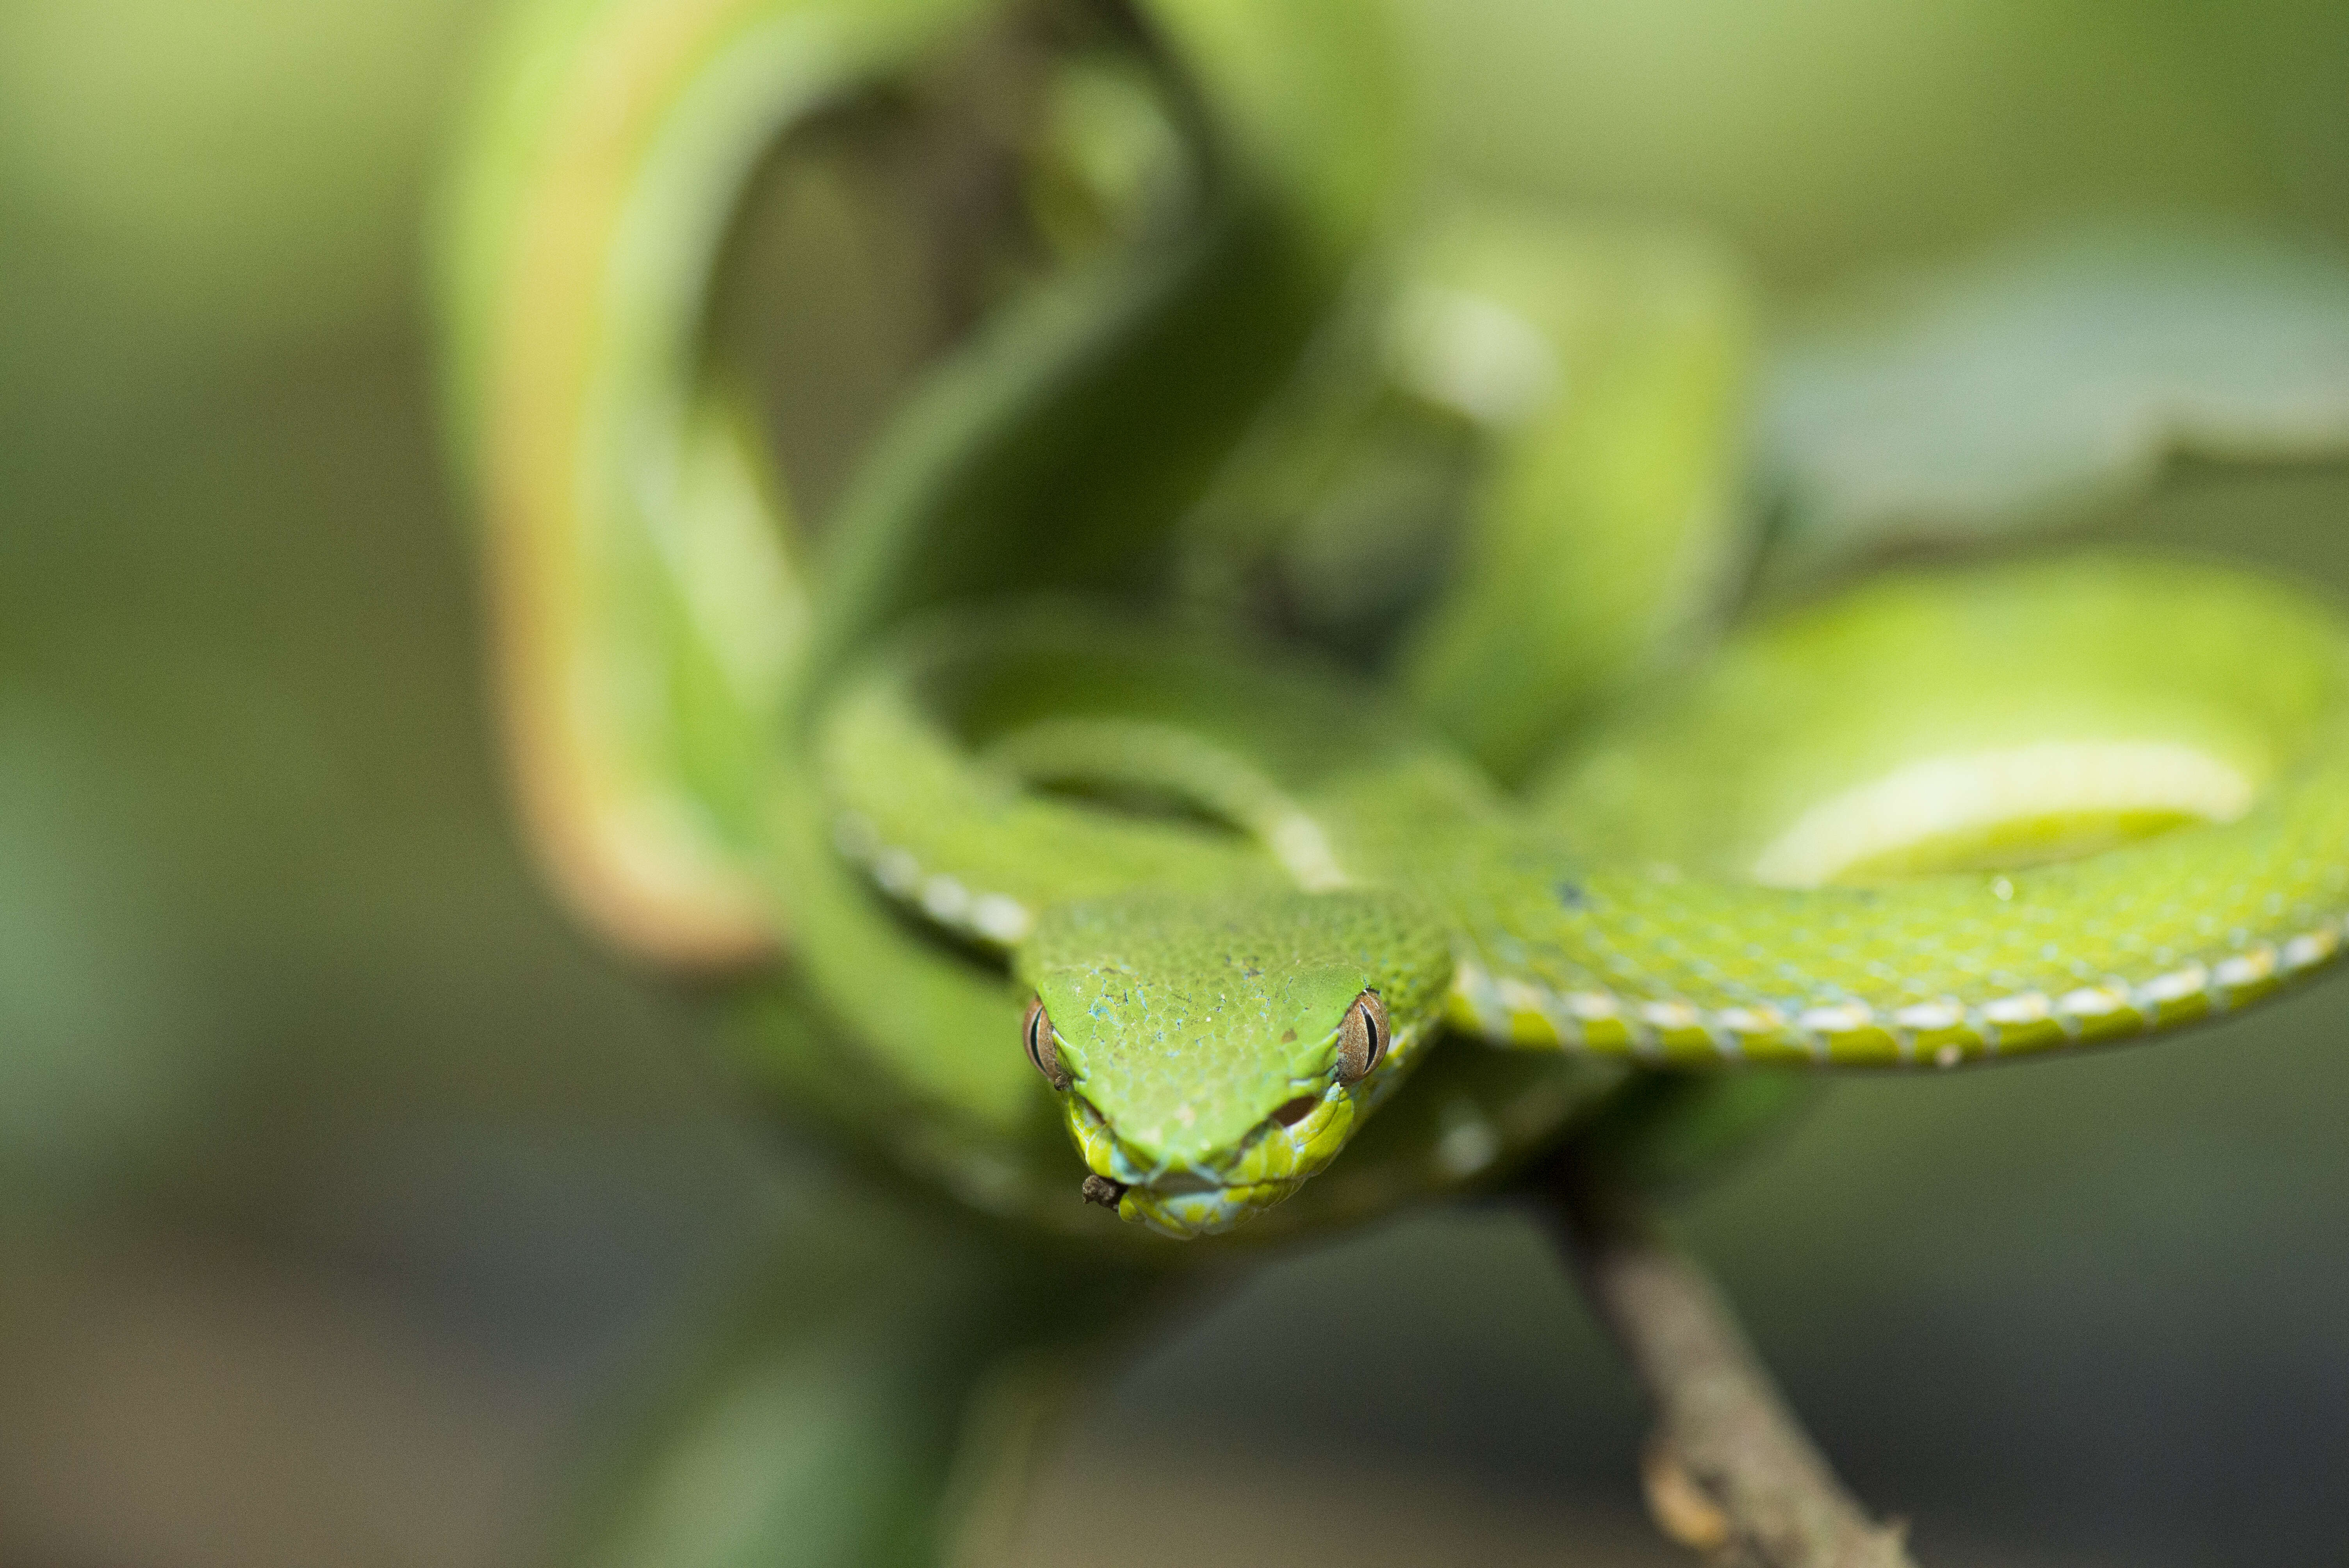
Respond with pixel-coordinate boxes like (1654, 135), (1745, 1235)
(1023, 998), (1062, 1085)
(1360, 994), (1387, 1069)
(1338, 990), (1388, 1082)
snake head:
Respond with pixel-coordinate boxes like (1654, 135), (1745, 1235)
(1018, 888), (1453, 1237)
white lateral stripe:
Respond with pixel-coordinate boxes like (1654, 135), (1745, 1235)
(1640, 1000), (1702, 1032)
(1497, 978), (1545, 1014)
(841, 815), (2349, 1071)
(2214, 946), (2278, 989)
(920, 875), (970, 923)
(1981, 992), (2051, 1026)
(2136, 964), (2209, 1004)
(1452, 907), (2347, 1062)
(2057, 985), (2127, 1018)
(2283, 929), (2338, 971)
(839, 833), (1032, 948)
(1798, 1002), (1874, 1035)
(875, 848), (920, 895)
(971, 893), (1032, 943)
(1894, 1000), (1964, 1032)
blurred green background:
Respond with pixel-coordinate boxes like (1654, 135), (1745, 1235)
(5, 1), (2349, 1563)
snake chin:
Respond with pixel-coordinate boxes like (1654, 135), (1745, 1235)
(1122, 1178), (1306, 1238)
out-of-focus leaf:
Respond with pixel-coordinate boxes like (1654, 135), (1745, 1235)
(1759, 226), (2349, 572)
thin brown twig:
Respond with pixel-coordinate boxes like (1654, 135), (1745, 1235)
(1538, 1153), (1921, 1568)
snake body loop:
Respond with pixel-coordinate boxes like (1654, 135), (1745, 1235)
(448, 0), (2349, 1245)
(821, 558), (2349, 1233)
(445, 0), (1408, 970)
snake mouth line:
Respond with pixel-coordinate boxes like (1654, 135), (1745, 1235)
(1062, 1084), (1343, 1236)
(1060, 1020), (1436, 1236)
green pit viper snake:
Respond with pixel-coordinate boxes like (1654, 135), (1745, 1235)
(438, 0), (2349, 1553)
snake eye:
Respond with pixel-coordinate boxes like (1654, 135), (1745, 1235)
(1023, 997), (1071, 1090)
(1334, 989), (1390, 1083)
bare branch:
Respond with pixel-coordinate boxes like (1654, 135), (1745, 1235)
(1540, 1155), (1920, 1568)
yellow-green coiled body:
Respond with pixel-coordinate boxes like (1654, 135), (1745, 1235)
(1456, 560), (2349, 1066)
(822, 557), (2349, 1233)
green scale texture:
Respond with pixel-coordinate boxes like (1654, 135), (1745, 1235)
(1028, 890), (1452, 1234)
(819, 558), (2349, 1232)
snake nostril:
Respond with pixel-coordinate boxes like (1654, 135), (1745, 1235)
(1272, 1094), (1320, 1127)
